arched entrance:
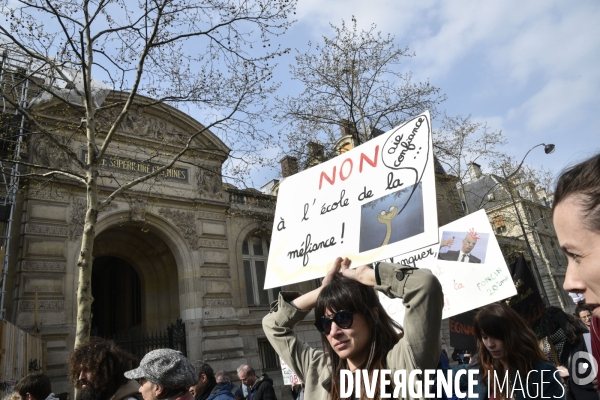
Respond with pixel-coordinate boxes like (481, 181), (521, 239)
(92, 224), (181, 333)
(91, 256), (142, 337)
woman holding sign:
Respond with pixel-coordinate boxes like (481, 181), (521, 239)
(263, 257), (443, 400)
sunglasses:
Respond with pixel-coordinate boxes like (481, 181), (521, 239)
(315, 310), (354, 334)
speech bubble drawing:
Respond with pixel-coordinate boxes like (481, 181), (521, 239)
(382, 113), (431, 185)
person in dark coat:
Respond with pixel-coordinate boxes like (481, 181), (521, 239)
(214, 371), (243, 400)
(206, 381), (235, 400)
(189, 361), (217, 400)
(236, 366), (276, 400)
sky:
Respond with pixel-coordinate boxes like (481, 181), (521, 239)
(2, 0), (598, 189)
(254, 0), (600, 187)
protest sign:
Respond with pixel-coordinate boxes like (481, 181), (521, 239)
(506, 254), (553, 338)
(280, 356), (300, 385)
(377, 209), (517, 324)
(265, 112), (438, 289)
(449, 309), (479, 352)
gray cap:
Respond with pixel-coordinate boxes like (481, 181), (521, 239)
(124, 349), (197, 388)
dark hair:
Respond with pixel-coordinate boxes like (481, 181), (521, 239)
(57, 393), (69, 400)
(15, 373), (52, 400)
(547, 306), (587, 344)
(315, 274), (402, 400)
(553, 153), (600, 232)
(67, 337), (136, 396)
(575, 303), (593, 316)
(474, 303), (547, 398)
(215, 370), (231, 381)
(191, 360), (215, 383)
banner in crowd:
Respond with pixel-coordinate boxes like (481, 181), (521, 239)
(280, 356), (300, 385)
(506, 253), (553, 338)
(377, 209), (518, 324)
(449, 309), (479, 352)
(265, 112), (439, 289)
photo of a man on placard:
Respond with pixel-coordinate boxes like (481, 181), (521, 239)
(438, 228), (487, 263)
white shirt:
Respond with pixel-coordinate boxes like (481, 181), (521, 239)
(458, 251), (471, 262)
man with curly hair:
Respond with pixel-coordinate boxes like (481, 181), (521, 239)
(67, 338), (142, 400)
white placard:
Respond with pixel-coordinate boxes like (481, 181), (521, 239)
(379, 209), (517, 324)
(265, 112), (438, 288)
(280, 356), (300, 385)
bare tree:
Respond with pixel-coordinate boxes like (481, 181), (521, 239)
(273, 17), (445, 168)
(0, 0), (296, 347)
(433, 113), (507, 213)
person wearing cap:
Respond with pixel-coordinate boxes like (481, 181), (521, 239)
(124, 349), (198, 400)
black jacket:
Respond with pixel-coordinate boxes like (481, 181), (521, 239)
(249, 374), (276, 400)
(438, 250), (481, 263)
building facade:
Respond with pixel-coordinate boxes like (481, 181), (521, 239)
(459, 162), (570, 311)
(0, 92), (323, 398)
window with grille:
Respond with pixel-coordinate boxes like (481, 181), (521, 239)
(258, 338), (279, 371)
(243, 234), (281, 306)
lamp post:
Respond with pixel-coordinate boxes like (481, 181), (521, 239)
(501, 143), (555, 308)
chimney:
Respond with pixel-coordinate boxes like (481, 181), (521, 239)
(308, 142), (325, 162)
(339, 119), (358, 139)
(468, 162), (483, 180)
(280, 155), (298, 178)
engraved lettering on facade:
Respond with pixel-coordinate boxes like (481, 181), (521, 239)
(22, 261), (67, 272)
(19, 300), (65, 311)
(198, 239), (228, 249)
(204, 298), (233, 307)
(25, 224), (68, 237)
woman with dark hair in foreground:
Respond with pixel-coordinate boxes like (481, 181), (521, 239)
(263, 257), (443, 400)
(456, 303), (565, 400)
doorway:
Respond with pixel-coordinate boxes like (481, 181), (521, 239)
(91, 256), (142, 337)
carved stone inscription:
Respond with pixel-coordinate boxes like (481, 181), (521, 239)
(198, 239), (228, 249)
(204, 298), (233, 307)
(19, 300), (65, 311)
(26, 224), (68, 237)
(22, 261), (66, 272)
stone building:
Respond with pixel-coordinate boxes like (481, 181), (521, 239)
(459, 162), (570, 311)
(1, 66), (468, 399)
(0, 91), (322, 399)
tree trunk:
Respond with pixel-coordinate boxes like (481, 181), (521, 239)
(74, 171), (99, 348)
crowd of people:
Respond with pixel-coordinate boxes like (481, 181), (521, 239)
(4, 153), (599, 400)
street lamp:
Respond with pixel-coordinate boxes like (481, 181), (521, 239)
(501, 143), (556, 309)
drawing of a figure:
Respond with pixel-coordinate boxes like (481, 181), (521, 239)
(438, 228), (481, 263)
(359, 183), (424, 252)
(377, 206), (398, 246)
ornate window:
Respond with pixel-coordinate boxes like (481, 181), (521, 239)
(242, 234), (281, 306)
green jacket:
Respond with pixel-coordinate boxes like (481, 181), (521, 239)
(262, 263), (443, 400)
